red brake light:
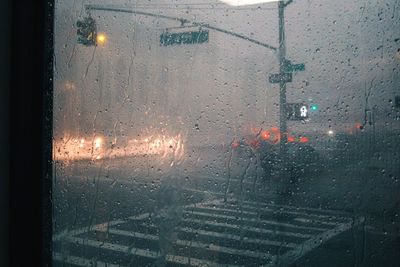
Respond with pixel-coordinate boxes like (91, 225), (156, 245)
(299, 136), (309, 143)
(261, 131), (270, 140)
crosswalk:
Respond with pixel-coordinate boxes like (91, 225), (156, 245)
(53, 198), (364, 267)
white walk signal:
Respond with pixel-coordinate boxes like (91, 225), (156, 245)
(300, 105), (308, 117)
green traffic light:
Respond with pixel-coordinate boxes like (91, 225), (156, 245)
(311, 105), (318, 111)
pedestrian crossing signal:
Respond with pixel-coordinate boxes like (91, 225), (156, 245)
(286, 103), (309, 121)
(76, 17), (97, 46)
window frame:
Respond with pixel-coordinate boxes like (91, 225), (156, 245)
(9, 0), (54, 266)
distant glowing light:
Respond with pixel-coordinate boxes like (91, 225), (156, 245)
(96, 33), (106, 45)
(219, 0), (279, 6)
(231, 141), (240, 148)
(310, 105), (318, 111)
(287, 136), (295, 142)
(299, 136), (309, 143)
(94, 137), (103, 149)
(327, 130), (334, 136)
(79, 138), (85, 147)
(54, 134), (185, 162)
(261, 131), (270, 140)
(65, 82), (75, 90)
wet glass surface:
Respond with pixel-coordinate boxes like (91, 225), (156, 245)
(52, 0), (400, 266)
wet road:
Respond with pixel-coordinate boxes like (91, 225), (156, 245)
(53, 151), (400, 266)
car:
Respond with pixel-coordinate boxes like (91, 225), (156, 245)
(231, 133), (324, 183)
(286, 142), (324, 182)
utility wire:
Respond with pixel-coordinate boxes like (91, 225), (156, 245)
(100, 2), (272, 7)
(113, 7), (276, 10)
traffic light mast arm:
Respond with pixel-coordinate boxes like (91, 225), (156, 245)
(193, 23), (277, 51)
(283, 0), (293, 7)
(85, 4), (277, 52)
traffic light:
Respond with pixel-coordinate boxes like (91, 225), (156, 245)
(310, 104), (318, 111)
(76, 17), (97, 46)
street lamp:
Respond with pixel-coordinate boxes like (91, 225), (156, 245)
(96, 33), (107, 45)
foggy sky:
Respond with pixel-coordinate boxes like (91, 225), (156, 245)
(53, 0), (400, 145)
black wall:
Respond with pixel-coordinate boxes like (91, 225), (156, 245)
(7, 0), (53, 266)
(0, 0), (11, 265)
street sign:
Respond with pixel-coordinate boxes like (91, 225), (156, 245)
(269, 73), (292, 83)
(283, 59), (305, 72)
(287, 63), (305, 72)
(286, 103), (309, 120)
(160, 30), (209, 46)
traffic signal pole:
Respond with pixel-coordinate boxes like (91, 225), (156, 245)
(84, 1), (296, 180)
(278, 1), (288, 175)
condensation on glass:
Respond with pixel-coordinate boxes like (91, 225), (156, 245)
(52, 0), (400, 266)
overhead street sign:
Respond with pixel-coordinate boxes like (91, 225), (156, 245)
(283, 59), (305, 72)
(160, 30), (209, 46)
(287, 63), (305, 72)
(269, 73), (293, 83)
(286, 103), (309, 120)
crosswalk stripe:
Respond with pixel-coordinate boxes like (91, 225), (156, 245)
(293, 217), (343, 226)
(175, 239), (273, 261)
(54, 198), (361, 267)
(180, 218), (312, 239)
(53, 219), (128, 242)
(184, 208), (328, 232)
(204, 202), (346, 225)
(178, 227), (298, 248)
(273, 216), (365, 267)
(106, 226), (297, 249)
(53, 252), (121, 267)
(123, 218), (312, 239)
(63, 236), (241, 267)
(126, 210), (326, 236)
(127, 212), (151, 221)
(234, 200), (349, 216)
(103, 228), (274, 260)
(107, 228), (158, 240)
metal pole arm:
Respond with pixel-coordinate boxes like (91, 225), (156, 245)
(85, 4), (277, 51)
(283, 0), (293, 7)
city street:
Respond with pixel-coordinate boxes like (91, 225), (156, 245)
(50, 1), (400, 266)
(52, 150), (400, 266)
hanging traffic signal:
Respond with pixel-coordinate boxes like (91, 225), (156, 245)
(76, 17), (97, 46)
(310, 104), (318, 111)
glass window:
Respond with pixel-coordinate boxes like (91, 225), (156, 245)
(53, 0), (400, 266)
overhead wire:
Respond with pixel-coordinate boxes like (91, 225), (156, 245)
(85, 3), (277, 10)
